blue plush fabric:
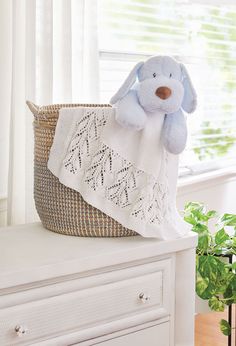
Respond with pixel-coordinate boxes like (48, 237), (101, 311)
(110, 56), (197, 154)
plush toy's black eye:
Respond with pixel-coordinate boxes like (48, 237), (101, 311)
(153, 73), (156, 78)
(169, 73), (172, 78)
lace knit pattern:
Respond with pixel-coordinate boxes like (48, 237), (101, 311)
(63, 108), (169, 226)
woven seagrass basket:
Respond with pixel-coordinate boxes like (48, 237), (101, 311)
(27, 101), (137, 237)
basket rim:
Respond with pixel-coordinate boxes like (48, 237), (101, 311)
(26, 100), (111, 118)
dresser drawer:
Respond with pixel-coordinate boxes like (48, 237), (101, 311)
(0, 259), (171, 346)
(93, 322), (170, 346)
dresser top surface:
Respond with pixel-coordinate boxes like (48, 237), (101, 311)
(0, 223), (197, 290)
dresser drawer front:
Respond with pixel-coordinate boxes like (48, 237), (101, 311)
(0, 259), (171, 345)
(93, 322), (170, 346)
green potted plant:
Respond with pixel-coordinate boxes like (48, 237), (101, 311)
(184, 202), (236, 336)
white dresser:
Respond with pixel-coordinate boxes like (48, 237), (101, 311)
(0, 223), (197, 346)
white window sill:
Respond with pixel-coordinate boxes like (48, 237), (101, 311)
(178, 165), (236, 190)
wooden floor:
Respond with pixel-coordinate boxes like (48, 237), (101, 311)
(195, 309), (235, 346)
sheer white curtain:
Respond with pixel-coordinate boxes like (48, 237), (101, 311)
(0, 0), (99, 226)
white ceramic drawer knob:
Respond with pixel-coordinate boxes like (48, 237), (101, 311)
(139, 292), (151, 303)
(15, 325), (28, 336)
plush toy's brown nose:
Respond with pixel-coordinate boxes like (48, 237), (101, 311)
(155, 86), (172, 100)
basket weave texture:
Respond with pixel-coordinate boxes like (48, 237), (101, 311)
(27, 101), (137, 237)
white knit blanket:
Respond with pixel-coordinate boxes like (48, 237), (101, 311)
(48, 107), (190, 239)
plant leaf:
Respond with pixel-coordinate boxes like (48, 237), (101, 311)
(198, 233), (210, 253)
(223, 274), (236, 305)
(215, 228), (230, 245)
(206, 210), (218, 218)
(184, 214), (197, 226)
(220, 214), (236, 226)
(232, 238), (236, 255)
(208, 296), (225, 312)
(196, 273), (209, 297)
(193, 223), (209, 234)
(185, 202), (204, 211)
(196, 254), (199, 270)
(191, 223), (210, 253)
(220, 319), (231, 336)
(198, 256), (227, 285)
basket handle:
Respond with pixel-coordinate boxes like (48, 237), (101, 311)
(26, 100), (40, 116)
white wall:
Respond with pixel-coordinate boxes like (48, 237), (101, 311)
(0, 198), (7, 226)
(177, 173), (236, 215)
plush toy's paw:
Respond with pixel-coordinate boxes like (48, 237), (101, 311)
(114, 90), (148, 131)
(116, 108), (147, 131)
(162, 110), (187, 154)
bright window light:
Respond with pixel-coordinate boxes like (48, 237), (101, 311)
(98, 0), (236, 174)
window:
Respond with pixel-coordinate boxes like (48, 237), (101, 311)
(98, 0), (236, 175)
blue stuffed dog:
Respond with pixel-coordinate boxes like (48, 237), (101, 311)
(110, 56), (197, 155)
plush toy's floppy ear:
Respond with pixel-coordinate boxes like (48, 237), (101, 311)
(180, 63), (197, 113)
(110, 61), (144, 105)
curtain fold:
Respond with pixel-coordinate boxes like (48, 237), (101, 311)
(1, 0), (100, 226)
(36, 0), (53, 104)
(7, 0), (27, 225)
(25, 0), (37, 223)
(0, 0), (12, 220)
(71, 0), (100, 103)
(53, 0), (72, 102)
